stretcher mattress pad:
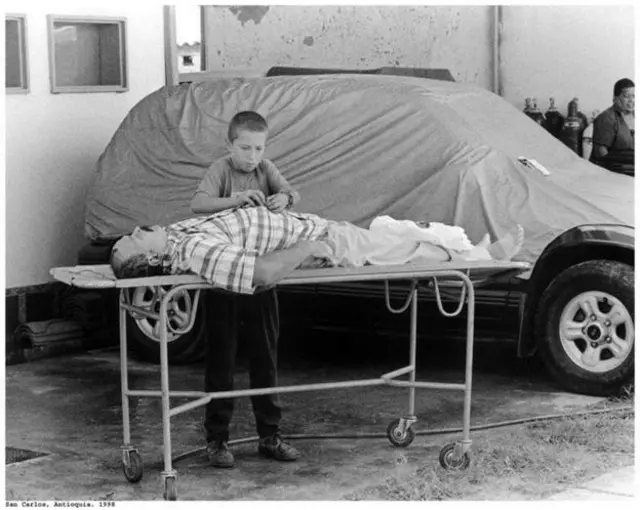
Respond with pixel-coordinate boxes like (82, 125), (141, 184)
(50, 261), (530, 289)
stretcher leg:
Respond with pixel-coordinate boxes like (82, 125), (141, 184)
(461, 277), (475, 447)
(386, 286), (418, 448)
(407, 287), (418, 418)
(159, 289), (178, 500)
(439, 274), (473, 470)
(119, 290), (144, 483)
(119, 291), (132, 447)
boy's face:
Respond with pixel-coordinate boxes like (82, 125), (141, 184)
(228, 129), (268, 173)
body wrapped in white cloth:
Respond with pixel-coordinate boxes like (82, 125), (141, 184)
(323, 215), (493, 268)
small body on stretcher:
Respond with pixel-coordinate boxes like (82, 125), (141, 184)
(50, 259), (530, 500)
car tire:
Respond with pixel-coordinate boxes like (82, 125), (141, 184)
(535, 260), (634, 396)
(126, 286), (207, 365)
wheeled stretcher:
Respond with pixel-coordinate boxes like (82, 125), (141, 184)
(50, 259), (529, 500)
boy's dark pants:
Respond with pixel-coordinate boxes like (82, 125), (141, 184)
(204, 288), (282, 443)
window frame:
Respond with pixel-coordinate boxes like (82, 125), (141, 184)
(47, 14), (129, 94)
(165, 6), (261, 85)
(164, 5), (208, 85)
(5, 13), (30, 94)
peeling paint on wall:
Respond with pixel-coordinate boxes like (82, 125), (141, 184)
(227, 5), (270, 26)
(205, 5), (493, 89)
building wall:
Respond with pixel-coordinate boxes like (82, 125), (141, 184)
(203, 5), (634, 116)
(500, 5), (635, 118)
(4, 4), (634, 290)
(203, 5), (494, 89)
(5, 3), (165, 289)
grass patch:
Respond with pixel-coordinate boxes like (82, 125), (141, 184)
(346, 405), (634, 501)
(608, 383), (634, 403)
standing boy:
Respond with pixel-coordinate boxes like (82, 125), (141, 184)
(191, 111), (301, 468)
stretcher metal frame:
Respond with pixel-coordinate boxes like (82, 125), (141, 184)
(50, 260), (529, 501)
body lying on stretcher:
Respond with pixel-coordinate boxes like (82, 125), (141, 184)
(110, 206), (524, 295)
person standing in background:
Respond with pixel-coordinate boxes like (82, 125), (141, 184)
(590, 78), (635, 174)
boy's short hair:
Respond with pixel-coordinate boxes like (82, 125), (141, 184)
(614, 78), (634, 97)
(228, 111), (268, 142)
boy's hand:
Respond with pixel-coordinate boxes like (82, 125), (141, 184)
(233, 190), (265, 207)
(266, 192), (290, 212)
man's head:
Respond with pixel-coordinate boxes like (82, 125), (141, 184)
(227, 111), (269, 173)
(613, 78), (634, 114)
(110, 225), (169, 278)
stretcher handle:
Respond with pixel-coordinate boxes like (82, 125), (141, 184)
(123, 285), (202, 337)
(384, 280), (418, 314)
(163, 286), (203, 335)
(432, 275), (467, 317)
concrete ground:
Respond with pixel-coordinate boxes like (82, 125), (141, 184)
(3, 339), (630, 501)
(546, 466), (635, 500)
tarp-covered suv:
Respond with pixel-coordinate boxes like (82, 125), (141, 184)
(79, 73), (634, 396)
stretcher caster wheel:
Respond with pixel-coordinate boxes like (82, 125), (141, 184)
(122, 451), (143, 483)
(164, 476), (177, 501)
(439, 442), (470, 470)
(386, 419), (415, 447)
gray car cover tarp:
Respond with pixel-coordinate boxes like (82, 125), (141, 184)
(84, 74), (634, 265)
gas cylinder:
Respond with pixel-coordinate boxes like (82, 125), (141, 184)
(582, 110), (600, 161)
(544, 97), (565, 138)
(570, 98), (589, 156)
(528, 98), (546, 126)
(559, 99), (583, 155)
(572, 98), (589, 131)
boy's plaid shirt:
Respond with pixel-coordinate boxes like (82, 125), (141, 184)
(163, 206), (329, 294)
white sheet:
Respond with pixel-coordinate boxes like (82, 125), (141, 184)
(324, 217), (492, 267)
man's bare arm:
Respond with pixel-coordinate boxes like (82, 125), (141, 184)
(253, 240), (328, 288)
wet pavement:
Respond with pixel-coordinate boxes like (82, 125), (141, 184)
(4, 339), (613, 501)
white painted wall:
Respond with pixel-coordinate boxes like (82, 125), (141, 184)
(5, 3), (165, 288)
(500, 5), (635, 118)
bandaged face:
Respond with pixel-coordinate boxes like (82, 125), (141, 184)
(112, 225), (169, 271)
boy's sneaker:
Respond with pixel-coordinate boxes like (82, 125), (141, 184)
(258, 433), (301, 462)
(206, 440), (235, 468)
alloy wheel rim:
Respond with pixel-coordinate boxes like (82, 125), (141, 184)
(559, 291), (634, 373)
(131, 286), (193, 343)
